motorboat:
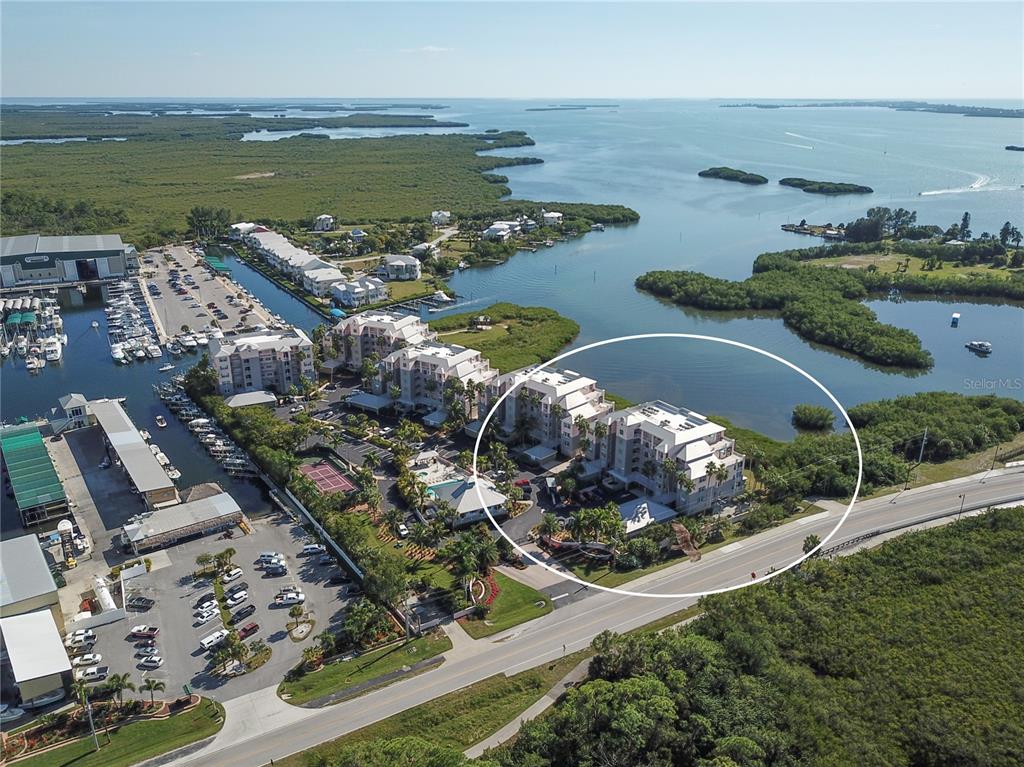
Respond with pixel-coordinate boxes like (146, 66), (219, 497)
(0, 342), (10, 357)
(179, 335), (198, 350)
(951, 312), (961, 328)
(43, 337), (63, 362)
(159, 363), (176, 372)
(166, 466), (182, 480)
(91, 320), (100, 328)
(25, 355), (45, 371)
(194, 334), (209, 346)
(150, 443), (161, 455)
(966, 340), (992, 355)
(188, 418), (211, 431)
(155, 416), (168, 428)
(147, 344), (163, 358)
(14, 336), (28, 355)
(139, 429), (151, 441)
(167, 342), (183, 356)
(155, 452), (170, 466)
(134, 348), (147, 360)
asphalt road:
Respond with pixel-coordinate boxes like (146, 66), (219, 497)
(158, 469), (1024, 767)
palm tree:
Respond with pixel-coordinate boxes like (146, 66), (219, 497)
(195, 552), (213, 573)
(592, 421), (608, 460)
(140, 678), (166, 705)
(288, 604), (305, 625)
(71, 678), (100, 751)
(474, 536), (499, 574)
(105, 672), (135, 710)
(537, 512), (559, 538)
(363, 451), (381, 473)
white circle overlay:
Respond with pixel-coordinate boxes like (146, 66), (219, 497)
(470, 333), (864, 599)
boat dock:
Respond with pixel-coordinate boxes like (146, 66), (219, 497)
(781, 222), (846, 240)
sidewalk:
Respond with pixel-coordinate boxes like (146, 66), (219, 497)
(463, 656), (591, 758)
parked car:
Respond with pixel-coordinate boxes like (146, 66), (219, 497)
(229, 604), (256, 624)
(72, 653), (102, 667)
(264, 565), (287, 576)
(318, 553), (334, 566)
(129, 625), (159, 639)
(226, 581), (249, 596)
(257, 552), (282, 565)
(397, 523), (410, 538)
(136, 647), (159, 658)
(326, 572), (351, 585)
(222, 567), (244, 583)
(200, 629), (229, 651)
(238, 622), (260, 639)
(195, 610), (220, 625)
(226, 590), (248, 608)
(301, 543), (326, 556)
(274, 591), (305, 606)
(194, 593), (217, 610)
(65, 629), (96, 647)
(289, 404), (305, 414)
(514, 478), (531, 488)
(134, 639), (157, 649)
(75, 666), (109, 682)
(127, 595), (155, 610)
(138, 656), (164, 669)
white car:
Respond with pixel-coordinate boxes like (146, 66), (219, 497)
(274, 591), (305, 606)
(289, 404), (305, 414)
(200, 629), (230, 651)
(74, 666), (108, 682)
(72, 653), (102, 667)
(65, 629), (96, 647)
(225, 590), (248, 608)
(194, 605), (219, 618)
(138, 656), (164, 669)
(222, 567), (243, 583)
(397, 523), (410, 538)
(195, 610), (220, 625)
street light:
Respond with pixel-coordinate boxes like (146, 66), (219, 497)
(957, 493), (966, 520)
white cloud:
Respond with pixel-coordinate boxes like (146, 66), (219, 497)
(400, 45), (452, 55)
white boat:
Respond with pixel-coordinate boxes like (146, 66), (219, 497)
(1, 342), (11, 357)
(25, 355), (45, 371)
(180, 335), (198, 350)
(43, 337), (63, 362)
(14, 336), (28, 355)
(188, 418), (211, 430)
(147, 344), (163, 358)
(966, 340), (993, 355)
(194, 334), (209, 346)
(159, 363), (176, 372)
(155, 452), (170, 466)
(155, 416), (168, 428)
(167, 342), (183, 355)
(166, 466), (182, 480)
(150, 443), (161, 455)
(139, 430), (151, 441)
(134, 348), (147, 360)
(91, 320), (100, 328)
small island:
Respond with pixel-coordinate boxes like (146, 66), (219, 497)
(698, 167), (769, 185)
(1006, 145), (1024, 152)
(779, 177), (873, 195)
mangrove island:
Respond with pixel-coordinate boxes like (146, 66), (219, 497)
(779, 177), (874, 195)
(698, 166), (769, 185)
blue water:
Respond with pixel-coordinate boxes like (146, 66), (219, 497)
(2, 99), (1022, 471)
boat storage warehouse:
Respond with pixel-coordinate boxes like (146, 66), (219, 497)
(0, 234), (136, 288)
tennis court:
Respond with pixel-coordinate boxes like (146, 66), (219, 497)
(298, 460), (356, 494)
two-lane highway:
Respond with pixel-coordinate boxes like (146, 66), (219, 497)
(159, 469), (1023, 767)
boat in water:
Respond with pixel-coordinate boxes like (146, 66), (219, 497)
(14, 336), (28, 356)
(25, 355), (45, 371)
(951, 312), (961, 328)
(91, 320), (100, 328)
(167, 342), (183, 356)
(965, 340), (993, 355)
(158, 363), (176, 372)
(147, 344), (163, 359)
(43, 337), (63, 362)
(155, 415), (168, 428)
(179, 335), (198, 350)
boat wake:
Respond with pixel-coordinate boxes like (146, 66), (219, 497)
(919, 173), (1016, 196)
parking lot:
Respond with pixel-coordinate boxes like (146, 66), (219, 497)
(69, 511), (357, 702)
(138, 245), (274, 343)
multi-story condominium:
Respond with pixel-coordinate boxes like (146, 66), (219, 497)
(488, 366), (613, 457)
(597, 400), (744, 514)
(331, 275), (388, 307)
(327, 311), (436, 371)
(209, 328), (315, 395)
(243, 230), (331, 277)
(379, 341), (497, 420)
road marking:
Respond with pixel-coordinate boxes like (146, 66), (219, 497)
(550, 593), (569, 601)
(719, 542), (744, 553)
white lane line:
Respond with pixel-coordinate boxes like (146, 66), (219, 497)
(550, 593), (569, 601)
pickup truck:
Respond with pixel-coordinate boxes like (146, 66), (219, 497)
(75, 665), (109, 682)
(129, 625), (160, 638)
(274, 591), (305, 606)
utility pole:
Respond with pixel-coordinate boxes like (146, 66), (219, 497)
(905, 428), (928, 491)
(83, 689), (100, 752)
(957, 493), (966, 520)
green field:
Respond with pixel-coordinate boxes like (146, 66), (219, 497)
(274, 650), (591, 767)
(429, 303), (580, 373)
(278, 632), (453, 706)
(15, 700), (225, 767)
(807, 251), (1020, 280)
(459, 572), (554, 639)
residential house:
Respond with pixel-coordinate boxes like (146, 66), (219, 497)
(208, 328), (315, 395)
(327, 310), (436, 371)
(541, 210), (564, 228)
(229, 222), (258, 240)
(331, 275), (389, 308)
(313, 214), (335, 232)
(379, 341), (498, 422)
(410, 242), (437, 260)
(431, 210), (452, 226)
(482, 224), (512, 242)
(349, 229), (367, 244)
(381, 254), (422, 281)
(488, 366), (613, 459)
(301, 266), (346, 297)
(596, 400), (745, 514)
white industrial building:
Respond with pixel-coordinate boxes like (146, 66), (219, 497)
(1, 234), (137, 288)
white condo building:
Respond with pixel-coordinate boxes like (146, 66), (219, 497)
(209, 328), (315, 395)
(488, 366), (613, 458)
(243, 230), (332, 277)
(597, 401), (744, 514)
(328, 311), (436, 370)
(379, 341), (497, 422)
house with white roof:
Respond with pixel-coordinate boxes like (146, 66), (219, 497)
(379, 341), (497, 421)
(410, 242), (438, 260)
(301, 266), (346, 297)
(482, 223), (513, 242)
(487, 366), (613, 458)
(327, 310), (437, 371)
(380, 254), (422, 281)
(229, 222), (258, 240)
(431, 210), (452, 226)
(313, 214), (335, 232)
(331, 275), (389, 308)
(596, 400), (744, 514)
(209, 328), (315, 395)
(541, 210), (564, 228)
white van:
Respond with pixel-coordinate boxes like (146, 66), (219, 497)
(257, 552), (282, 563)
(301, 543), (326, 556)
(200, 629), (229, 651)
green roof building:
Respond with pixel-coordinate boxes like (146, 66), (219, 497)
(0, 423), (69, 527)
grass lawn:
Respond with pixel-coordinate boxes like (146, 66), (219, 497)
(353, 510), (456, 592)
(387, 278), (440, 301)
(428, 303), (580, 373)
(16, 700), (225, 767)
(807, 252), (1019, 280)
(459, 572), (552, 639)
(278, 632), (453, 706)
(275, 650), (591, 767)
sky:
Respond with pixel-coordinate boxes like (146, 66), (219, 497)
(1, 2), (1021, 100)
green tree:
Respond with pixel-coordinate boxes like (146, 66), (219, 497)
(803, 533), (822, 555)
(139, 677), (166, 705)
(104, 672), (136, 710)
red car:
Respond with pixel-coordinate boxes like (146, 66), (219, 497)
(514, 478), (531, 488)
(238, 622), (259, 639)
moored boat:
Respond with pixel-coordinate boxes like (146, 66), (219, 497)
(965, 340), (993, 355)
(155, 415), (168, 428)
